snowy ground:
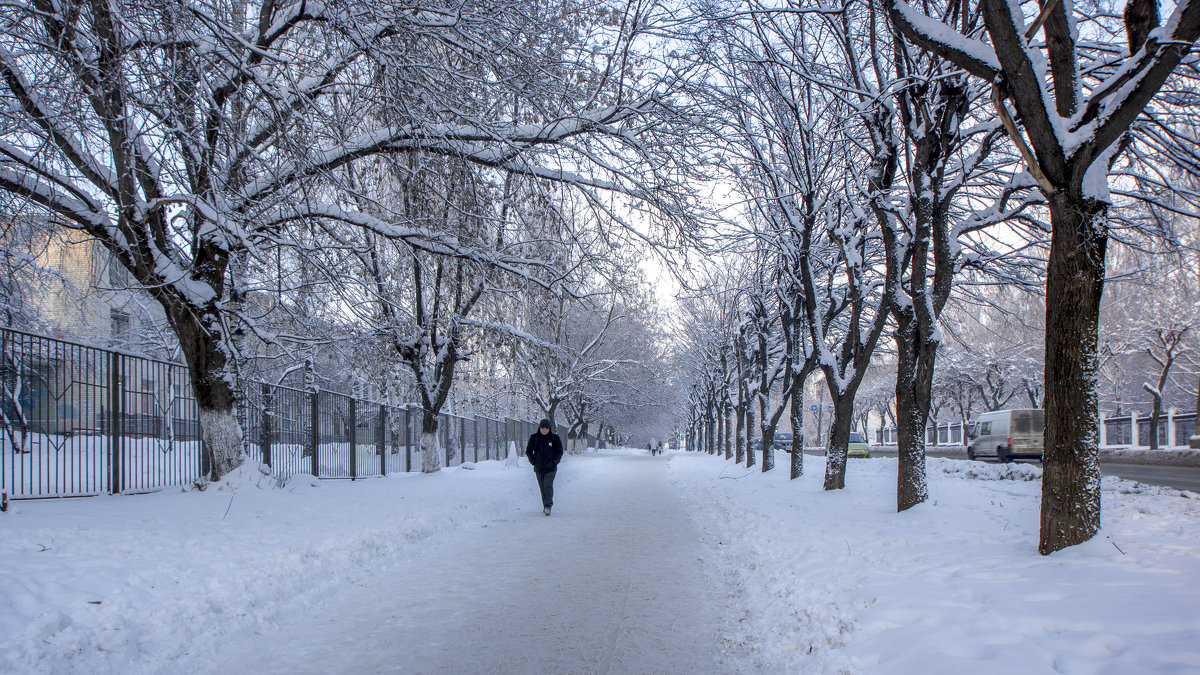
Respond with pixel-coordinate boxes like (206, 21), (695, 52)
(1, 449), (1198, 674)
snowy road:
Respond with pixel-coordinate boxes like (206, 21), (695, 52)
(203, 454), (727, 674)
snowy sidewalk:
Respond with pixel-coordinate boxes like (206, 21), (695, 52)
(6, 449), (1200, 673)
(203, 453), (726, 674)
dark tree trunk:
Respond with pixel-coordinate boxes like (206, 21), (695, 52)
(745, 406), (756, 468)
(759, 420), (775, 472)
(419, 406), (441, 473)
(1146, 388), (1163, 451)
(735, 402), (746, 464)
(1039, 195), (1108, 555)
(717, 405), (726, 459)
(1192, 374), (1200, 449)
(822, 395), (856, 490)
(700, 408), (710, 454)
(724, 401), (733, 459)
(789, 367), (809, 480)
(893, 309), (936, 512)
(164, 283), (242, 482)
(782, 367), (811, 478)
(758, 393), (777, 472)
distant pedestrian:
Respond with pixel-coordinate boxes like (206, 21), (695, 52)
(657, 441), (663, 455)
(526, 419), (564, 516)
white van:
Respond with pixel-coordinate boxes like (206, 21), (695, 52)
(967, 409), (1044, 463)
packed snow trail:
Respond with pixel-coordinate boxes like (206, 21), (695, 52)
(203, 453), (726, 674)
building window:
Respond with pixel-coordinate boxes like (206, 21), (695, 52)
(108, 259), (130, 287)
(111, 310), (130, 341)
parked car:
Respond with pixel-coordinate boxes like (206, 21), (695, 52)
(847, 432), (870, 458)
(967, 409), (1044, 463)
(773, 432), (794, 450)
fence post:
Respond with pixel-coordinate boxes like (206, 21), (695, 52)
(379, 404), (387, 476)
(404, 406), (412, 473)
(110, 351), (123, 494)
(1131, 410), (1140, 447)
(474, 417), (479, 463)
(310, 391), (320, 477)
(261, 383), (272, 468)
(1167, 408), (1176, 448)
(1099, 412), (1107, 447)
(349, 397), (357, 481)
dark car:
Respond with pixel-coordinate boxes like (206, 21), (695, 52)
(773, 432), (794, 451)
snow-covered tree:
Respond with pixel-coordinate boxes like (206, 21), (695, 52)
(0, 0), (685, 480)
(887, 0), (1200, 553)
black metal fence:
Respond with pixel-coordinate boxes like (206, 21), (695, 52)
(1, 328), (202, 497)
(240, 382), (533, 481)
(1, 328), (591, 499)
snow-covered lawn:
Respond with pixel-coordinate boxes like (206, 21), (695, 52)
(668, 452), (1200, 673)
(1, 448), (1197, 673)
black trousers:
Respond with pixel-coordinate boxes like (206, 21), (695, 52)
(535, 470), (557, 508)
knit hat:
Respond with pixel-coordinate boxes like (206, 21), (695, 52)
(539, 418), (551, 429)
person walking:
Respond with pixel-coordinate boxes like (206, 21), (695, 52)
(526, 418), (564, 516)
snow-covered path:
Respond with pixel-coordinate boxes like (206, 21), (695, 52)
(7, 449), (1198, 674)
(203, 454), (726, 674)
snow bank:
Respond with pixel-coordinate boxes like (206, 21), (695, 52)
(1101, 446), (1200, 466)
(873, 444), (1200, 467)
(0, 461), (528, 674)
(667, 453), (1200, 673)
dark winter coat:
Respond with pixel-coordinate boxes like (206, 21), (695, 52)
(526, 431), (564, 473)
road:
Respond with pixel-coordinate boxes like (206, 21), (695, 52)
(866, 447), (1200, 493)
(1100, 463), (1200, 493)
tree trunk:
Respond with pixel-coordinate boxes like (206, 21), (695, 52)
(735, 402), (745, 464)
(789, 374), (805, 479)
(1145, 386), (1162, 451)
(894, 310), (934, 512)
(760, 423), (774, 472)
(745, 406), (756, 468)
(420, 407), (441, 473)
(759, 401), (775, 472)
(1039, 195), (1107, 555)
(822, 396), (856, 490)
(717, 405), (726, 460)
(171, 300), (243, 482)
(724, 402), (733, 460)
(1192, 373), (1200, 449)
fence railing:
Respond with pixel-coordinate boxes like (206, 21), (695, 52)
(876, 422), (968, 447)
(1, 327), (593, 499)
(875, 411), (1197, 449)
